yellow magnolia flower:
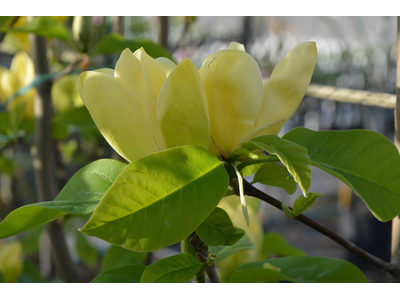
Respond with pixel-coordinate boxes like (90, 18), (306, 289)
(0, 241), (23, 283)
(0, 51), (35, 119)
(52, 74), (84, 114)
(78, 42), (317, 162)
(216, 195), (264, 283)
(200, 42), (317, 157)
(78, 47), (209, 162)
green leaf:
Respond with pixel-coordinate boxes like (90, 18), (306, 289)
(91, 264), (146, 283)
(0, 159), (126, 239)
(242, 135), (311, 197)
(0, 16), (13, 27)
(292, 192), (323, 215)
(196, 207), (245, 246)
(51, 121), (69, 140)
(0, 17), (70, 40)
(80, 145), (229, 252)
(230, 148), (259, 162)
(53, 106), (98, 132)
(262, 232), (306, 258)
(283, 127), (400, 222)
(230, 268), (295, 283)
(19, 261), (46, 283)
(231, 256), (368, 283)
(141, 254), (202, 283)
(0, 154), (15, 177)
(100, 245), (148, 273)
(281, 203), (295, 219)
(239, 153), (268, 177)
(96, 33), (174, 61)
(75, 232), (98, 267)
(253, 162), (297, 194)
(209, 235), (255, 263)
(21, 226), (44, 255)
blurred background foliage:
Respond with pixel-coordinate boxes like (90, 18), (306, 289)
(0, 16), (397, 283)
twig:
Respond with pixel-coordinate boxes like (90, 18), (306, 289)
(230, 178), (400, 276)
(189, 232), (220, 283)
(51, 55), (82, 81)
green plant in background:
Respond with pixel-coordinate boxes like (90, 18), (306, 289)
(1, 16), (400, 284)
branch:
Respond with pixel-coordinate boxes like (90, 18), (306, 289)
(189, 232), (220, 283)
(29, 31), (81, 283)
(231, 178), (400, 276)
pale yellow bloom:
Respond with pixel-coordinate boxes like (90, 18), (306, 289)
(0, 51), (35, 119)
(52, 74), (84, 114)
(0, 241), (23, 283)
(78, 42), (317, 162)
(200, 41), (317, 157)
(216, 195), (264, 282)
(78, 48), (209, 162)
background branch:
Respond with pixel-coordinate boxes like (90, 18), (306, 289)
(29, 31), (81, 283)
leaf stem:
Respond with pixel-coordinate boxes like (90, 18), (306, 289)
(230, 178), (399, 276)
(189, 232), (220, 283)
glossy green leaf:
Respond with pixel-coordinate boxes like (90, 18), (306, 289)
(262, 232), (306, 258)
(230, 148), (259, 162)
(0, 17), (70, 40)
(100, 245), (148, 273)
(75, 232), (98, 267)
(283, 127), (400, 222)
(281, 203), (295, 219)
(292, 192), (323, 215)
(209, 235), (255, 263)
(141, 253), (202, 283)
(91, 264), (146, 283)
(253, 162), (297, 194)
(230, 268), (295, 283)
(53, 106), (98, 132)
(231, 256), (368, 283)
(80, 146), (229, 252)
(96, 33), (174, 61)
(239, 153), (268, 177)
(0, 159), (126, 239)
(242, 135), (311, 197)
(196, 207), (245, 246)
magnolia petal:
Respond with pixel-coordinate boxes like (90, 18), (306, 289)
(228, 42), (246, 52)
(0, 67), (15, 101)
(199, 49), (263, 157)
(134, 48), (167, 108)
(10, 51), (35, 87)
(155, 57), (176, 77)
(115, 49), (164, 150)
(158, 58), (210, 150)
(78, 71), (158, 162)
(95, 68), (115, 76)
(254, 42), (317, 132)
